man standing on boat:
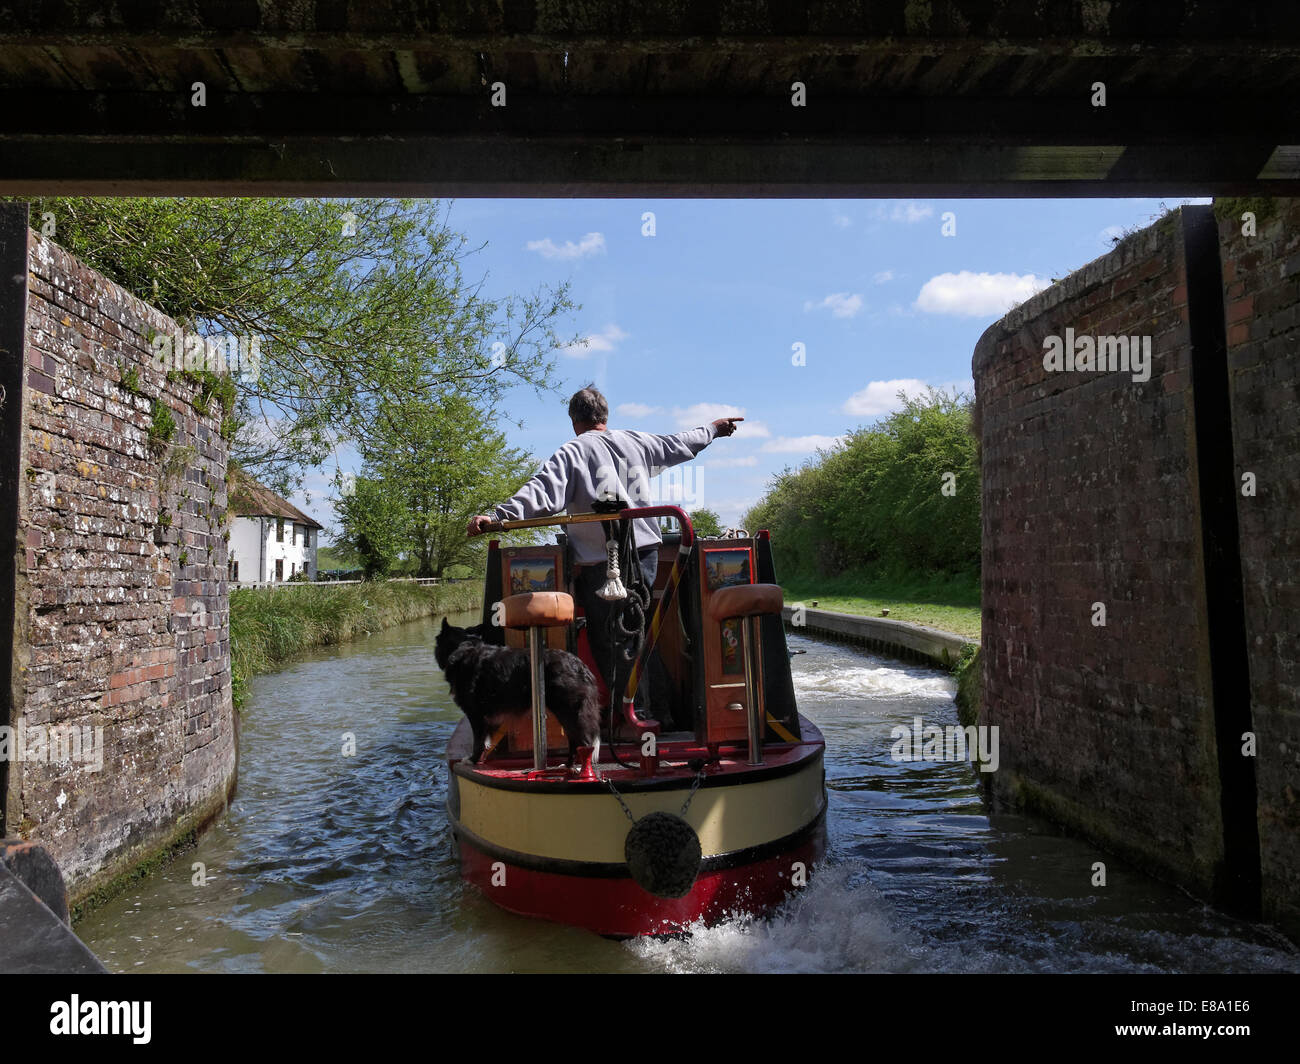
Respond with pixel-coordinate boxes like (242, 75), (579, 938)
(467, 385), (741, 721)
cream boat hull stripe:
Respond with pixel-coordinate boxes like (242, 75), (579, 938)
(454, 753), (826, 865)
(451, 803), (826, 879)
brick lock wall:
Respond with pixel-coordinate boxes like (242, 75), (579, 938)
(972, 211), (1225, 897)
(10, 230), (236, 900)
(1219, 201), (1300, 936)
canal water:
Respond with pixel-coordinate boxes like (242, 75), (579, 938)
(77, 612), (1300, 973)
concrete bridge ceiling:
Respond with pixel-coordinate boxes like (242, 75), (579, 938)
(0, 2), (1298, 196)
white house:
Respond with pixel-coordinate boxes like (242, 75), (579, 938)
(227, 468), (323, 584)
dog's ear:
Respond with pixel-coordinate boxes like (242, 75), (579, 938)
(441, 617), (450, 632)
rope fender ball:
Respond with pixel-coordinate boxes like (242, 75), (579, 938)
(624, 812), (702, 899)
(609, 768), (706, 898)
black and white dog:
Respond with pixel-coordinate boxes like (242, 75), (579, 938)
(434, 618), (602, 770)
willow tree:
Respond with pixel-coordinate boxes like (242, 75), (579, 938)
(19, 197), (578, 493)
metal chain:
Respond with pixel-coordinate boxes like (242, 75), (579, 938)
(605, 777), (636, 824)
(607, 769), (707, 823)
(679, 770), (706, 817)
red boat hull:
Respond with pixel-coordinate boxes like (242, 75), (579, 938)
(455, 811), (826, 937)
(446, 717), (828, 937)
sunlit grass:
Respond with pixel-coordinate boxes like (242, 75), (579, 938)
(779, 568), (981, 640)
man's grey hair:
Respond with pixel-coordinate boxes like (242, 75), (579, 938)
(568, 385), (609, 426)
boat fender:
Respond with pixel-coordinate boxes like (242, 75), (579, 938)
(624, 812), (702, 899)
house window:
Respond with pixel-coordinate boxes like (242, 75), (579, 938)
(275, 558), (283, 581)
(276, 518), (285, 543)
(230, 560), (239, 581)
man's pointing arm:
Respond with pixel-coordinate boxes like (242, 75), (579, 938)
(467, 444), (574, 536)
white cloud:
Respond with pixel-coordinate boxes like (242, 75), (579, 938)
(873, 270), (894, 284)
(562, 323), (629, 359)
(914, 271), (1050, 317)
(875, 201), (934, 224)
(803, 292), (864, 318)
(703, 455), (759, 468)
(842, 378), (932, 417)
(832, 214), (853, 228)
(672, 403), (771, 438)
(525, 231), (606, 261)
(760, 435), (845, 454)
(615, 402), (662, 418)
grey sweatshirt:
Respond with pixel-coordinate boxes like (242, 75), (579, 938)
(493, 425), (720, 565)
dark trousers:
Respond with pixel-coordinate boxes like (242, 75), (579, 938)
(575, 546), (659, 722)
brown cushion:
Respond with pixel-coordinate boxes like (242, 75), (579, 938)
(500, 591), (575, 629)
(707, 583), (783, 621)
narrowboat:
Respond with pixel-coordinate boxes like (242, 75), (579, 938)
(444, 506), (826, 937)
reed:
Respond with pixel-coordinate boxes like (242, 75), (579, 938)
(229, 580), (481, 707)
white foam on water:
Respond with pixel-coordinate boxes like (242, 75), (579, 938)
(793, 660), (956, 701)
(628, 862), (1300, 974)
(628, 864), (1009, 974)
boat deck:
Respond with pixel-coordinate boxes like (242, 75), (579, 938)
(446, 717), (825, 792)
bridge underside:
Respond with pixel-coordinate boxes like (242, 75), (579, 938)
(0, 3), (1298, 197)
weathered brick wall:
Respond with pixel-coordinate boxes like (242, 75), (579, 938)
(9, 229), (236, 901)
(1219, 201), (1300, 936)
(972, 210), (1226, 897)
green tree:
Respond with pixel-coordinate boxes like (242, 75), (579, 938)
(333, 476), (407, 580)
(744, 387), (980, 578)
(358, 392), (537, 578)
(688, 508), (724, 537)
(19, 197), (578, 493)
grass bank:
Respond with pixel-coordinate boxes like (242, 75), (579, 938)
(229, 580), (481, 707)
(780, 568), (981, 641)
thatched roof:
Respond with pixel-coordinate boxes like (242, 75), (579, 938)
(227, 467), (323, 529)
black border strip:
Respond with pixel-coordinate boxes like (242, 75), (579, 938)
(450, 802), (828, 880)
(452, 741), (823, 794)
(1183, 205), (1261, 917)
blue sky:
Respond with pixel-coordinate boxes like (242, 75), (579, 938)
(292, 196), (1207, 535)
